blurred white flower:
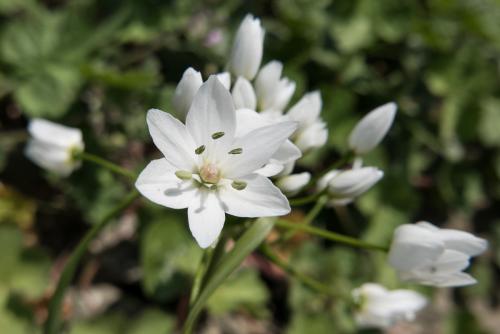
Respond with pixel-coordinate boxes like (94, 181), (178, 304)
(287, 91), (328, 152)
(349, 102), (397, 154)
(388, 222), (488, 287)
(172, 67), (203, 120)
(317, 167), (383, 205)
(232, 77), (257, 110)
(227, 14), (265, 80)
(353, 283), (427, 329)
(136, 77), (295, 248)
(25, 119), (84, 176)
(276, 172), (311, 195)
(255, 61), (296, 112)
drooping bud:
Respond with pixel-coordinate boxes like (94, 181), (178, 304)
(175, 170), (193, 180)
(231, 180), (247, 190)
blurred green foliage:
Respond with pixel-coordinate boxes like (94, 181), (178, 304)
(1, 0), (500, 333)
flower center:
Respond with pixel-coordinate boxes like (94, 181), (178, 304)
(199, 163), (220, 184)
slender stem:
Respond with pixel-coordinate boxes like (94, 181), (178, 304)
(259, 244), (333, 296)
(189, 247), (214, 306)
(44, 190), (139, 334)
(75, 151), (136, 180)
(289, 189), (328, 206)
(274, 220), (389, 252)
(282, 195), (329, 241)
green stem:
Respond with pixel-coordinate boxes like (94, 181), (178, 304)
(283, 195), (328, 241)
(44, 190), (139, 334)
(75, 151), (136, 180)
(289, 189), (328, 206)
(274, 220), (388, 252)
(189, 247), (214, 306)
(259, 244), (333, 296)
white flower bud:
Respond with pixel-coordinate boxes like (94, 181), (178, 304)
(232, 77), (256, 110)
(227, 14), (265, 80)
(348, 102), (397, 154)
(255, 61), (295, 112)
(276, 172), (311, 195)
(172, 67), (203, 120)
(352, 283), (427, 329)
(388, 222), (488, 287)
(25, 119), (84, 176)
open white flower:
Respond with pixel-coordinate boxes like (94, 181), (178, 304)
(136, 77), (296, 248)
(172, 67), (203, 120)
(25, 119), (84, 176)
(349, 102), (397, 154)
(287, 91), (328, 152)
(227, 14), (265, 80)
(353, 283), (427, 329)
(388, 222), (488, 287)
(317, 167), (383, 205)
(255, 61), (296, 112)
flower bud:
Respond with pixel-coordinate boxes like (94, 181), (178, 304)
(25, 118), (84, 176)
(276, 172), (311, 195)
(255, 61), (295, 112)
(227, 14), (265, 80)
(348, 102), (397, 154)
(232, 77), (256, 110)
(172, 67), (203, 120)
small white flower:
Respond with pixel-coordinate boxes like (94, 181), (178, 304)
(136, 77), (296, 248)
(388, 222), (488, 287)
(276, 172), (311, 195)
(353, 283), (427, 329)
(349, 102), (397, 154)
(255, 61), (296, 112)
(232, 77), (257, 110)
(317, 167), (383, 205)
(172, 67), (203, 120)
(25, 119), (84, 176)
(287, 91), (328, 152)
(227, 14), (265, 80)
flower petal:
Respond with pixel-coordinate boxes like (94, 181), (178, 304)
(232, 77), (257, 110)
(215, 72), (231, 90)
(218, 174), (290, 217)
(287, 91), (322, 125)
(277, 172), (311, 195)
(188, 189), (226, 248)
(28, 118), (82, 147)
(436, 229), (488, 257)
(172, 67), (203, 120)
(146, 109), (197, 170)
(135, 158), (198, 209)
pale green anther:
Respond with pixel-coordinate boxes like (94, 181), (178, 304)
(231, 180), (247, 190)
(195, 145), (206, 155)
(211, 132), (225, 139)
(228, 148), (243, 154)
(175, 170), (192, 180)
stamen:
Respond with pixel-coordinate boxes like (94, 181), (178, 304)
(211, 132), (225, 139)
(228, 148), (242, 154)
(195, 145), (206, 155)
(231, 180), (247, 190)
(175, 170), (192, 180)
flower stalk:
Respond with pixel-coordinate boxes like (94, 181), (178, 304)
(74, 151), (136, 180)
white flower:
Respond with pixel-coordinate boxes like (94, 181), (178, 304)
(136, 77), (296, 248)
(276, 172), (311, 195)
(317, 167), (383, 205)
(348, 102), (397, 154)
(287, 91), (328, 152)
(232, 77), (257, 110)
(172, 67), (203, 120)
(25, 119), (84, 176)
(353, 283), (427, 329)
(227, 14), (265, 80)
(388, 222), (488, 287)
(255, 61), (296, 112)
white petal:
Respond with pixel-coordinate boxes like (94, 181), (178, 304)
(221, 121), (297, 179)
(215, 72), (231, 90)
(232, 77), (257, 110)
(277, 172), (311, 195)
(227, 14), (264, 80)
(188, 189), (226, 248)
(146, 109), (197, 170)
(327, 167), (383, 199)
(388, 224), (445, 271)
(255, 61), (296, 111)
(272, 140), (302, 164)
(28, 118), (83, 147)
(294, 121), (328, 152)
(432, 249), (470, 273)
(317, 170), (340, 191)
(287, 91), (322, 125)
(172, 67), (203, 120)
(436, 229), (488, 257)
(254, 162), (284, 177)
(25, 140), (77, 176)
(218, 174), (290, 217)
(186, 76), (236, 161)
(349, 102), (397, 154)
(135, 158), (198, 209)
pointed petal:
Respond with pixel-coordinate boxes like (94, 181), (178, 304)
(218, 174), (290, 217)
(277, 172), (311, 195)
(28, 118), (82, 147)
(221, 121), (297, 179)
(215, 72), (231, 90)
(254, 162), (284, 177)
(135, 158), (197, 209)
(295, 121), (328, 152)
(188, 190), (226, 248)
(232, 77), (257, 110)
(272, 140), (302, 164)
(437, 229), (488, 256)
(146, 109), (197, 170)
(287, 91), (322, 125)
(172, 67), (203, 120)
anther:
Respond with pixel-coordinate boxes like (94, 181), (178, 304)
(195, 145), (206, 155)
(211, 132), (225, 139)
(231, 180), (247, 190)
(175, 170), (193, 180)
(228, 148), (242, 155)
